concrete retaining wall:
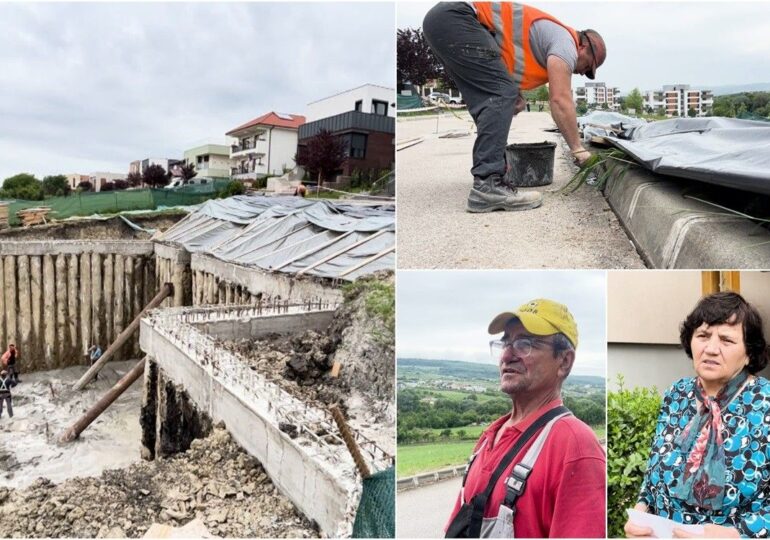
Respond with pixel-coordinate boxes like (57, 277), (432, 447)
(397, 465), (466, 492)
(189, 252), (343, 307)
(0, 241), (156, 371)
(138, 304), (388, 538)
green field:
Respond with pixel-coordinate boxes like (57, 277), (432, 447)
(428, 425), (486, 439)
(415, 389), (498, 403)
(399, 424), (606, 478)
(397, 441), (476, 478)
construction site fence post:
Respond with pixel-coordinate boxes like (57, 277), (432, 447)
(73, 282), (173, 391)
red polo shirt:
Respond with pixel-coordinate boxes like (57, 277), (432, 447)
(445, 399), (606, 538)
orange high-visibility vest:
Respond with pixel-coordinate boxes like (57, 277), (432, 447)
(473, 2), (579, 90)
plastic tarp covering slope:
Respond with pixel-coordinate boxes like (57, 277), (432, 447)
(577, 110), (645, 142)
(605, 117), (770, 195)
(157, 195), (395, 281)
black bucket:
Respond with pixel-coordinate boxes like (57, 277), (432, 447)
(504, 141), (556, 187)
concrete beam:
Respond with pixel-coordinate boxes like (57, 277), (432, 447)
(153, 242), (191, 264)
(605, 167), (770, 268)
(191, 253), (342, 304)
(0, 240), (154, 256)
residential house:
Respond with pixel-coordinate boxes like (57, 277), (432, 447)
(305, 84), (395, 121)
(575, 82), (620, 111)
(298, 84), (395, 180)
(225, 112), (305, 181)
(643, 84), (713, 117)
(183, 144), (231, 180)
(89, 172), (126, 192)
(66, 174), (91, 191)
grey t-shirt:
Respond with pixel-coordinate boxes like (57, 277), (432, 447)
(529, 19), (577, 71)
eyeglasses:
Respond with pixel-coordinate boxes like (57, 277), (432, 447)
(489, 337), (554, 360)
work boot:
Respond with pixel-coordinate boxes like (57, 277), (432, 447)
(466, 175), (542, 213)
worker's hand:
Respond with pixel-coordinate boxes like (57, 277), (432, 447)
(513, 95), (527, 116)
(573, 148), (592, 166)
(672, 524), (740, 538)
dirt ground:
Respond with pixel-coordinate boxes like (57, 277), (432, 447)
(396, 110), (645, 269)
(0, 212), (185, 240)
(218, 273), (395, 456)
(0, 427), (318, 539)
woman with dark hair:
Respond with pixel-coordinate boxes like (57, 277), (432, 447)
(625, 292), (770, 538)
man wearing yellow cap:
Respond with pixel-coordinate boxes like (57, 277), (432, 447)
(423, 3), (607, 213)
(445, 299), (606, 538)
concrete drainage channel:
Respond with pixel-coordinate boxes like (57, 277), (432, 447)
(603, 166), (770, 268)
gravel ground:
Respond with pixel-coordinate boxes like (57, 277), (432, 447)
(396, 110), (645, 269)
(0, 427), (319, 538)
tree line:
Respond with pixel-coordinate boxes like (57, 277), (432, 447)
(398, 388), (605, 444)
(712, 92), (770, 119)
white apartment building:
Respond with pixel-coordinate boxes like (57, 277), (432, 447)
(574, 82), (620, 111)
(226, 112), (305, 180)
(305, 84), (395, 122)
(89, 172), (125, 192)
(643, 84), (713, 117)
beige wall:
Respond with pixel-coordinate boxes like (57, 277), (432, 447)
(608, 271), (702, 344)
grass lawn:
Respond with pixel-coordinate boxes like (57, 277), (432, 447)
(398, 423), (606, 478)
(397, 440), (476, 478)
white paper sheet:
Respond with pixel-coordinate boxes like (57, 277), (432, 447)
(626, 509), (705, 538)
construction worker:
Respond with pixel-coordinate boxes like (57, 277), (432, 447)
(1, 343), (20, 385)
(294, 183), (307, 197)
(0, 370), (13, 418)
(87, 344), (103, 381)
(423, 2), (606, 213)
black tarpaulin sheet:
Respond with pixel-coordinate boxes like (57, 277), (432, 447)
(605, 117), (770, 195)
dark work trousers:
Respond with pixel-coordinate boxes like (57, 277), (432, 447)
(0, 393), (12, 418)
(423, 2), (518, 180)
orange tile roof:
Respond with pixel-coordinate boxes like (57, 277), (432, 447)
(226, 112), (306, 135)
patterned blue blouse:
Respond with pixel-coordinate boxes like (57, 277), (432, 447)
(639, 376), (770, 538)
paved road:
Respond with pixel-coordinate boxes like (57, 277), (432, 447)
(397, 477), (462, 538)
(396, 111), (645, 269)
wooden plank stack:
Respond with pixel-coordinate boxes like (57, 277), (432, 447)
(16, 206), (52, 227)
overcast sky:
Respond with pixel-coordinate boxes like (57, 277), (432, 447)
(397, 270), (607, 377)
(397, 2), (770, 93)
(0, 2), (394, 180)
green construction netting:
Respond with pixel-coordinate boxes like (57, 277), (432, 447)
(2, 181), (232, 226)
(397, 94), (423, 110)
(353, 467), (395, 538)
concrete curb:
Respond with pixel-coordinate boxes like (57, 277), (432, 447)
(397, 465), (466, 492)
(604, 167), (770, 268)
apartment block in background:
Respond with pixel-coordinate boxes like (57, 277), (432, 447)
(644, 84), (713, 117)
(66, 173), (91, 191)
(298, 84), (395, 180)
(183, 144), (232, 180)
(89, 171), (126, 192)
(574, 82), (620, 111)
(226, 112), (305, 180)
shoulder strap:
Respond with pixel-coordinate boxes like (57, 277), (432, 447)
(467, 405), (569, 538)
(502, 410), (571, 509)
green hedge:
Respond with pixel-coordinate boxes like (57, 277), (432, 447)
(607, 375), (662, 538)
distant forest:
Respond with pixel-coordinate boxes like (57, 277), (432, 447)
(397, 357), (604, 387)
(712, 92), (770, 119)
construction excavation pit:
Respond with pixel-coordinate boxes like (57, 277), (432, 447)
(0, 197), (396, 538)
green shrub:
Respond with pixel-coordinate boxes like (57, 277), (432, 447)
(217, 180), (245, 199)
(607, 375), (662, 538)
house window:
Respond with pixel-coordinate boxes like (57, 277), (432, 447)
(349, 133), (367, 159)
(372, 99), (388, 116)
(355, 100), (363, 112)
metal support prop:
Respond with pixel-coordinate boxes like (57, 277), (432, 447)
(330, 404), (371, 479)
(60, 357), (147, 443)
(74, 282), (173, 390)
